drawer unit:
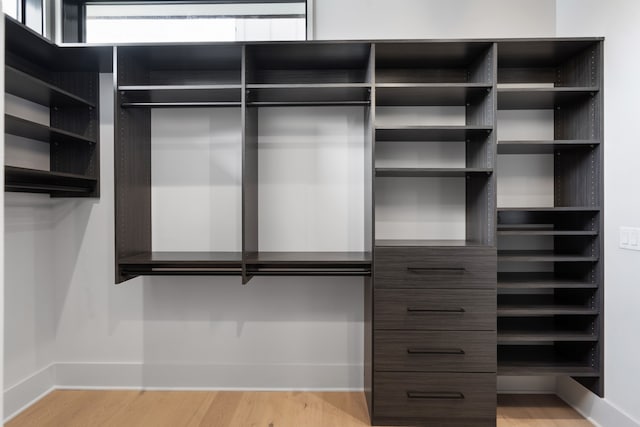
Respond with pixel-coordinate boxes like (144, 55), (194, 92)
(373, 372), (496, 426)
(374, 288), (496, 330)
(375, 330), (496, 372)
(372, 246), (497, 425)
(375, 247), (496, 289)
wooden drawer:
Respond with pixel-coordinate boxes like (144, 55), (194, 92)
(375, 246), (496, 289)
(375, 330), (496, 372)
(373, 372), (496, 426)
(374, 288), (496, 330)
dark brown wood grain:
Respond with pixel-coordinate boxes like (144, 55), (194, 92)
(373, 372), (496, 425)
(374, 288), (496, 331)
(375, 247), (496, 289)
(375, 330), (496, 372)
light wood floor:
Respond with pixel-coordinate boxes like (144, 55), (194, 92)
(7, 391), (592, 427)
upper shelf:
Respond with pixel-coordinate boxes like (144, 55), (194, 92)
(376, 125), (492, 141)
(245, 251), (372, 276)
(375, 239), (489, 247)
(376, 168), (493, 177)
(246, 83), (371, 106)
(5, 166), (97, 195)
(497, 39), (602, 68)
(5, 65), (96, 108)
(498, 207), (601, 213)
(119, 252), (243, 276)
(5, 114), (96, 145)
(497, 139), (600, 155)
(119, 84), (242, 107)
(497, 87), (599, 110)
(376, 83), (491, 106)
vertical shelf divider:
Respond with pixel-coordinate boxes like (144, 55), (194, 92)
(242, 44), (259, 284)
(114, 45), (152, 284)
(363, 42), (375, 419)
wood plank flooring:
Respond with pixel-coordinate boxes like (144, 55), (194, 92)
(7, 391), (592, 427)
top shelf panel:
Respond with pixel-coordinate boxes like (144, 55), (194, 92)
(497, 39), (602, 68)
(376, 84), (491, 106)
(375, 41), (493, 68)
(247, 43), (372, 84)
(498, 87), (598, 110)
(376, 42), (494, 84)
(5, 66), (96, 108)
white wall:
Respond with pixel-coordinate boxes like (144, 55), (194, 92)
(4, 0), (559, 421)
(1, 12), (5, 424)
(556, 1), (640, 426)
(314, 0), (556, 40)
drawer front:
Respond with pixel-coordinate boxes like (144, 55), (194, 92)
(375, 247), (496, 289)
(374, 289), (496, 330)
(374, 372), (496, 422)
(375, 330), (496, 372)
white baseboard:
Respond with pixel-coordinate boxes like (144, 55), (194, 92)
(4, 364), (55, 422)
(557, 377), (640, 427)
(55, 362), (364, 390)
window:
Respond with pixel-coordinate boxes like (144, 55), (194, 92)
(84, 1), (307, 43)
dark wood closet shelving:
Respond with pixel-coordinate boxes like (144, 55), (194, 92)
(4, 16), (104, 197)
(496, 38), (603, 396)
(375, 125), (493, 142)
(5, 65), (95, 107)
(5, 165), (97, 194)
(376, 167), (493, 177)
(119, 252), (243, 276)
(107, 37), (605, 423)
(375, 125), (492, 141)
(497, 250), (598, 262)
(497, 272), (598, 289)
(5, 114), (96, 145)
(497, 139), (600, 155)
(376, 83), (491, 106)
(497, 87), (599, 109)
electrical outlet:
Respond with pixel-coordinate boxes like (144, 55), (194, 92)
(620, 227), (640, 251)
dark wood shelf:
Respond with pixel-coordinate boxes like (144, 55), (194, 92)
(245, 251), (372, 276)
(497, 87), (598, 110)
(498, 342), (600, 376)
(376, 83), (491, 106)
(497, 139), (600, 155)
(121, 102), (241, 108)
(498, 250), (598, 262)
(497, 226), (597, 236)
(119, 252), (243, 276)
(376, 125), (492, 141)
(498, 331), (598, 343)
(5, 114), (96, 145)
(498, 363), (599, 377)
(5, 65), (95, 108)
(498, 273), (598, 289)
(498, 39), (603, 68)
(376, 167), (493, 177)
(5, 166), (97, 195)
(119, 84), (241, 106)
(497, 305), (598, 316)
(246, 83), (371, 106)
(498, 207), (601, 213)
(375, 239), (488, 247)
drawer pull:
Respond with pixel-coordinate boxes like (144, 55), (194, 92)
(407, 391), (465, 400)
(407, 267), (466, 274)
(406, 307), (465, 313)
(407, 348), (465, 355)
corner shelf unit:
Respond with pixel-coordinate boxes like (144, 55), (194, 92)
(3, 16), (106, 197)
(496, 39), (603, 396)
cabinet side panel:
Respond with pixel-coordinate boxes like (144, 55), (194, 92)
(114, 47), (151, 283)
